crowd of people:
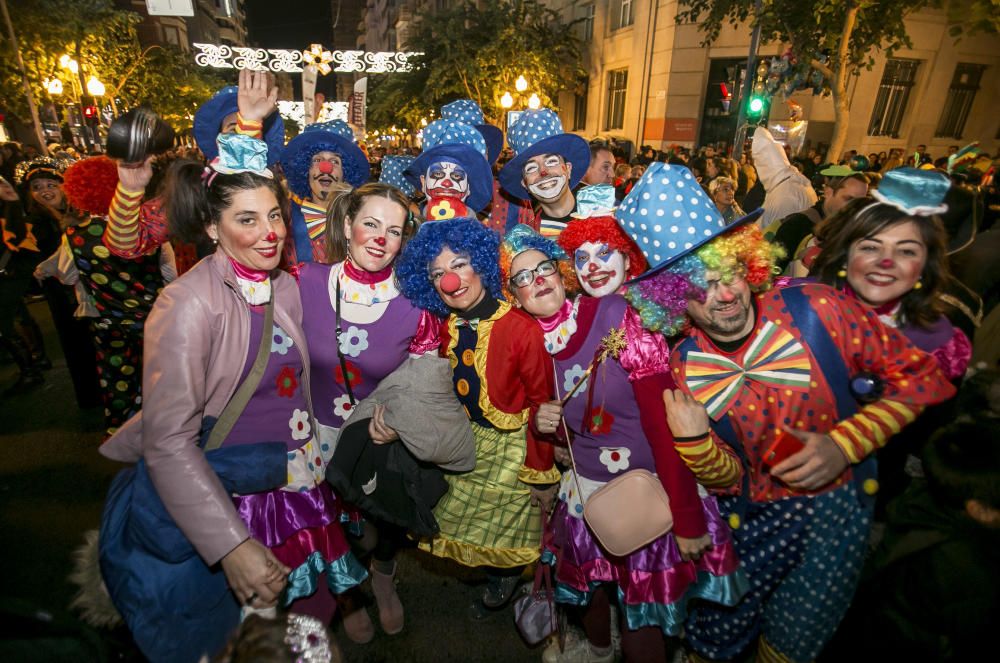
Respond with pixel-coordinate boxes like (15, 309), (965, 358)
(1, 68), (998, 663)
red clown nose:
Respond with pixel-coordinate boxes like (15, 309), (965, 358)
(318, 161), (334, 175)
(374, 236), (386, 246)
(878, 258), (894, 268)
(439, 272), (462, 294)
(265, 231), (278, 242)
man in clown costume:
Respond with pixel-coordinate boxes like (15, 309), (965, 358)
(619, 163), (956, 662)
(280, 119), (370, 263)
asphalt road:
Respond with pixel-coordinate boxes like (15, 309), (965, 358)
(0, 301), (546, 663)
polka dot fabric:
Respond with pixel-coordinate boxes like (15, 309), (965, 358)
(441, 99), (487, 126)
(378, 155), (416, 197)
(420, 119), (488, 160)
(506, 108), (565, 155)
(496, 108), (591, 201)
(302, 119), (356, 143)
(685, 485), (872, 662)
(615, 162), (763, 278)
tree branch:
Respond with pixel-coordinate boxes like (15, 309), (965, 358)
(809, 58), (834, 79)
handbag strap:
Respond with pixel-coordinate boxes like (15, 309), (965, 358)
(334, 276), (357, 406)
(204, 294), (275, 451)
(553, 365), (586, 503)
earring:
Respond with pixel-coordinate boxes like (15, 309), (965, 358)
(837, 267), (847, 278)
(914, 280), (923, 290)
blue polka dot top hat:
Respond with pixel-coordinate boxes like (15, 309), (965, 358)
(280, 119), (371, 196)
(440, 99), (504, 165)
(498, 108), (590, 201)
(403, 118), (494, 212)
(378, 155), (417, 197)
(617, 162), (763, 282)
(193, 85), (285, 165)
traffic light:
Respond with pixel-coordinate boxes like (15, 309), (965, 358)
(83, 105), (99, 127)
(746, 94), (768, 124)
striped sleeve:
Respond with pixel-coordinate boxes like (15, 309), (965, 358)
(829, 400), (920, 463)
(103, 183), (144, 255)
(673, 432), (743, 490)
(234, 113), (263, 139)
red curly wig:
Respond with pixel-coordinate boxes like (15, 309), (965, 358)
(557, 215), (648, 281)
(62, 156), (119, 216)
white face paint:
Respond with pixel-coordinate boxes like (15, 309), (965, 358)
(523, 154), (569, 202)
(423, 160), (469, 200)
(574, 241), (627, 297)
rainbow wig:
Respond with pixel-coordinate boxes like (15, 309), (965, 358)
(557, 215), (648, 281)
(63, 156), (119, 216)
(396, 217), (504, 317)
(283, 142), (368, 199)
(624, 224), (784, 336)
(498, 224), (579, 299)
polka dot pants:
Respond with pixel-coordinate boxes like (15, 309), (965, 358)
(91, 321), (144, 435)
(685, 484), (872, 662)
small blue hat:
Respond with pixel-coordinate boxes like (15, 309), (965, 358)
(441, 99), (503, 165)
(280, 119), (370, 196)
(616, 163), (763, 281)
(497, 108), (590, 201)
(572, 184), (617, 218)
(209, 133), (272, 178)
(405, 119), (493, 212)
(379, 155), (416, 197)
(193, 86), (285, 166)
(871, 167), (949, 216)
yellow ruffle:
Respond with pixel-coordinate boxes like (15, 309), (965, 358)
(518, 465), (562, 485)
(446, 302), (529, 431)
(417, 537), (541, 569)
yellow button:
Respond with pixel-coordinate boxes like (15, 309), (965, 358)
(456, 378), (470, 396)
(462, 349), (475, 366)
(728, 513), (741, 530)
(863, 478), (879, 495)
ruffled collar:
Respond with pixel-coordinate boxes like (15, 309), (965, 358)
(538, 297), (579, 354)
(336, 260), (399, 306)
(846, 284), (902, 328)
(229, 257), (271, 305)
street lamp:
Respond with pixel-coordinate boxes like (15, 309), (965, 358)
(515, 75), (528, 93)
(59, 54), (78, 74)
(86, 76), (105, 97)
(500, 92), (514, 109)
(45, 78), (63, 95)
(527, 93), (541, 110)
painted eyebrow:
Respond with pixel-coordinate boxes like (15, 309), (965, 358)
(860, 237), (924, 245)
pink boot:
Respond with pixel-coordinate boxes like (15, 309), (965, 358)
(339, 592), (374, 644)
(371, 561), (404, 635)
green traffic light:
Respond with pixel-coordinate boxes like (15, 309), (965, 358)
(749, 97), (764, 113)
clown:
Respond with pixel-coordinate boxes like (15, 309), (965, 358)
(281, 119), (370, 263)
(619, 163), (955, 663)
(403, 119), (493, 221)
(103, 69), (285, 275)
(498, 108), (590, 238)
(557, 184), (647, 298)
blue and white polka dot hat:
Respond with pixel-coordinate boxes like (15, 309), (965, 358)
(378, 155), (416, 197)
(404, 119), (494, 212)
(441, 99), (503, 164)
(497, 108), (590, 201)
(616, 163), (763, 281)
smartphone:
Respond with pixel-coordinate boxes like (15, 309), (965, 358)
(762, 430), (804, 470)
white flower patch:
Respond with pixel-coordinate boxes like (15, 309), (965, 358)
(289, 408), (312, 440)
(338, 325), (369, 358)
(332, 393), (354, 420)
(562, 364), (590, 398)
(599, 447), (631, 474)
(271, 327), (294, 355)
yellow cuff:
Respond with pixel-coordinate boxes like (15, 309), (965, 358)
(518, 465), (562, 485)
(828, 428), (863, 464)
(417, 537), (540, 568)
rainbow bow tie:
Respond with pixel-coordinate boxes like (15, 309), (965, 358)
(685, 321), (812, 420)
(301, 199), (328, 241)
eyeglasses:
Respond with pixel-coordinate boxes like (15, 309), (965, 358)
(509, 259), (558, 288)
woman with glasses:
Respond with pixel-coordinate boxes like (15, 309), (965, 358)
(395, 218), (562, 619)
(501, 223), (745, 663)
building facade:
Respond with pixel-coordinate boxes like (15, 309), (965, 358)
(546, 0), (999, 158)
(115, 0), (249, 51)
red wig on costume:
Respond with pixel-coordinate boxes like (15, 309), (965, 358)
(62, 156), (119, 216)
(557, 215), (648, 280)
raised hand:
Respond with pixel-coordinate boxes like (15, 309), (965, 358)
(237, 68), (278, 123)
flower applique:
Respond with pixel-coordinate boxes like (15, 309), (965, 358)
(333, 394), (354, 420)
(562, 364), (589, 398)
(338, 325), (369, 358)
(271, 327), (294, 355)
(334, 359), (363, 388)
(599, 446), (630, 474)
(588, 407), (614, 435)
(276, 366), (298, 397)
(289, 408), (311, 440)
(428, 199), (457, 220)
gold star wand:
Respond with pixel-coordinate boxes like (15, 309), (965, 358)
(559, 327), (627, 404)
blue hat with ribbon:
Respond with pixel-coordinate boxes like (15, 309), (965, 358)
(441, 99), (503, 165)
(616, 163), (763, 281)
(404, 119), (494, 212)
(497, 108), (590, 201)
(378, 155), (416, 197)
(571, 184), (617, 219)
(193, 86), (285, 166)
(280, 120), (371, 196)
(871, 167), (949, 216)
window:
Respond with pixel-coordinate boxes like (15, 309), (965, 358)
(574, 77), (589, 131)
(867, 58), (920, 138)
(605, 69), (628, 131)
(162, 25), (181, 46)
(613, 0), (633, 30)
(580, 4), (595, 41)
(935, 63), (986, 139)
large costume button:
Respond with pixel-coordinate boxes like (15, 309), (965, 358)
(728, 513), (741, 530)
(462, 349), (475, 366)
(456, 378), (470, 396)
(863, 478), (879, 495)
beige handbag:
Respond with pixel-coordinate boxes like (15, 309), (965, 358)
(555, 367), (674, 557)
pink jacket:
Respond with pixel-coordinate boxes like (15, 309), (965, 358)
(100, 249), (313, 565)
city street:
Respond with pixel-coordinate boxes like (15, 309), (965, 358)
(0, 301), (543, 662)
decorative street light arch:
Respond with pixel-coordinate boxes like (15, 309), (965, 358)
(192, 43), (422, 74)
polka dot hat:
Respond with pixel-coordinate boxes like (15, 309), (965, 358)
(497, 108), (590, 201)
(616, 162), (763, 281)
(441, 99), (503, 164)
(378, 155), (417, 197)
(404, 118), (494, 212)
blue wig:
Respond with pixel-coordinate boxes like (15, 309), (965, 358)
(284, 142), (368, 199)
(396, 218), (504, 317)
